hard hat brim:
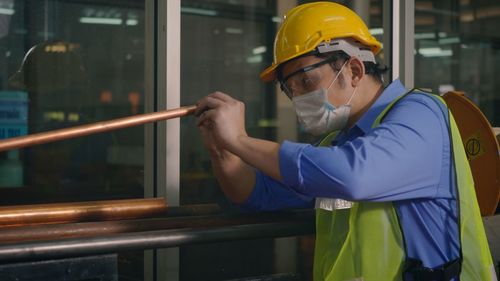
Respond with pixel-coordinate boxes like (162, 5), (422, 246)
(260, 63), (278, 82)
(259, 49), (315, 82)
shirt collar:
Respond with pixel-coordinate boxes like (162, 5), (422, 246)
(354, 79), (408, 134)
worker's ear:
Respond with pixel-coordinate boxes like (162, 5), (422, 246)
(348, 57), (365, 88)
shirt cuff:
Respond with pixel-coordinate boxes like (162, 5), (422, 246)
(237, 170), (265, 211)
(279, 140), (310, 189)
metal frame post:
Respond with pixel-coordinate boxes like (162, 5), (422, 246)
(392, 0), (414, 88)
(156, 0), (181, 280)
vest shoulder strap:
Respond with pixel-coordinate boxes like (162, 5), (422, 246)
(374, 89), (465, 281)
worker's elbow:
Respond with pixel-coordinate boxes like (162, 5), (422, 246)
(340, 177), (367, 201)
(224, 189), (252, 205)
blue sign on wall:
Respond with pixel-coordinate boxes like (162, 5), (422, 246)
(0, 91), (28, 139)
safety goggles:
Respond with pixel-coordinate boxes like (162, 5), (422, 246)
(278, 56), (337, 99)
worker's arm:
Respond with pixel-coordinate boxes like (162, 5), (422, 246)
(206, 140), (313, 209)
(200, 121), (313, 209)
(278, 94), (452, 201)
(197, 117), (256, 204)
(210, 150), (257, 204)
(198, 92), (451, 202)
(197, 93), (313, 209)
(230, 135), (282, 181)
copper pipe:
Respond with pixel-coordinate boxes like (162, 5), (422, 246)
(0, 198), (167, 227)
(0, 105), (197, 152)
(0, 209), (314, 244)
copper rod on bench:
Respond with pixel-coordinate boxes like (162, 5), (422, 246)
(0, 198), (167, 227)
(0, 105), (197, 152)
(0, 209), (315, 244)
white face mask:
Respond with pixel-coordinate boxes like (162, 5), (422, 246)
(292, 61), (358, 135)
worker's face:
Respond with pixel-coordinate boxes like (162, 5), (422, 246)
(280, 55), (352, 107)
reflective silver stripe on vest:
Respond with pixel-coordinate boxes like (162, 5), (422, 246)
(490, 265), (498, 281)
(315, 197), (353, 211)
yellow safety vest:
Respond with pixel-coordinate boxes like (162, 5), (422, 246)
(313, 92), (496, 281)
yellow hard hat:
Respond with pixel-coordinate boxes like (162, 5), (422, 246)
(260, 2), (382, 82)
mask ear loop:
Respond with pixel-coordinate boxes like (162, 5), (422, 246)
(322, 60), (348, 130)
(345, 86), (358, 106)
(326, 60), (348, 91)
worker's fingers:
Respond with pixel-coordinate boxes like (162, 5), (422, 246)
(196, 108), (217, 127)
(198, 120), (213, 133)
(195, 96), (225, 117)
(208, 91), (234, 102)
(198, 121), (220, 151)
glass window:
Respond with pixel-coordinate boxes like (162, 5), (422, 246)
(180, 1), (277, 280)
(179, 1), (388, 280)
(0, 1), (147, 280)
(414, 0), (500, 126)
(0, 0), (146, 205)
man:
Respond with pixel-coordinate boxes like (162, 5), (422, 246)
(196, 2), (495, 281)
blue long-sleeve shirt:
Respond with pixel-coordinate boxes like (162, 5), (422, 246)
(241, 79), (460, 272)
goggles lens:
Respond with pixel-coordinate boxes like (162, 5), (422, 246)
(279, 57), (336, 99)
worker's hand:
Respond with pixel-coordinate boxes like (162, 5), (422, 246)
(198, 118), (223, 155)
(195, 92), (248, 151)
